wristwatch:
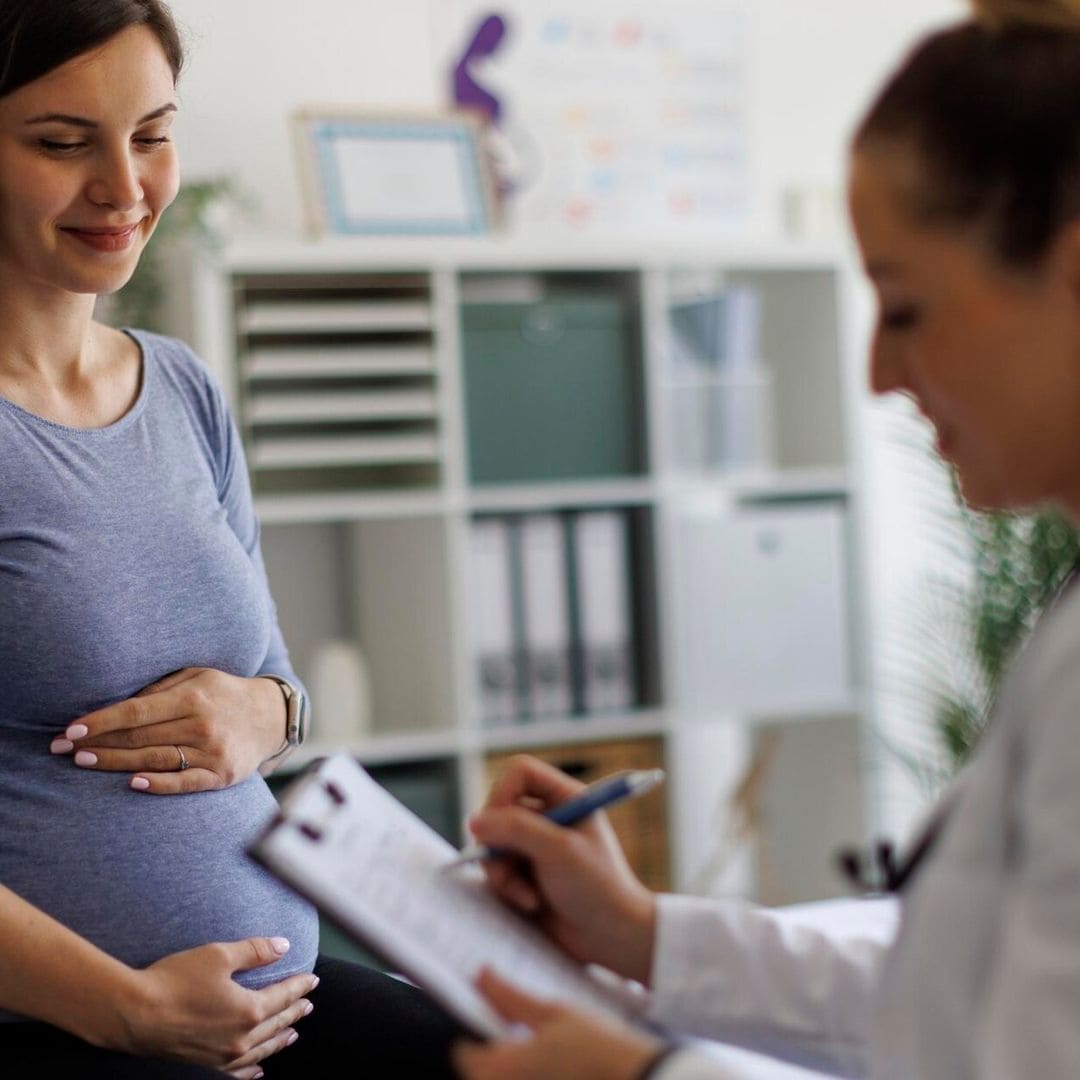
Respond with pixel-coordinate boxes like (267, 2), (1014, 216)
(260, 673), (309, 758)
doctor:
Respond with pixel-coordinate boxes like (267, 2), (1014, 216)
(451, 0), (1080, 1077)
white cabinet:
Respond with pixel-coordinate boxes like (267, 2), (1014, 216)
(182, 237), (873, 904)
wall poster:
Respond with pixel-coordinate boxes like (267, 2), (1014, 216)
(437, 1), (753, 237)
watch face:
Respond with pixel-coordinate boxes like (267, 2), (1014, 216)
(294, 694), (309, 746)
(286, 688), (308, 747)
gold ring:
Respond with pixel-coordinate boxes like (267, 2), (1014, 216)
(176, 745), (189, 771)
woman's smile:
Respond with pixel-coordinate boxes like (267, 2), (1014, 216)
(60, 222), (142, 252)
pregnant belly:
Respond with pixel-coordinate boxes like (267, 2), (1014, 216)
(0, 733), (319, 997)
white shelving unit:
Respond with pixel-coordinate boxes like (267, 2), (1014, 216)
(178, 235), (874, 905)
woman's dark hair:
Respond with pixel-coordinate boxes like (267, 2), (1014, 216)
(0, 0), (183, 98)
(853, 2), (1080, 267)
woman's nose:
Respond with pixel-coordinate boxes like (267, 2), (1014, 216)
(86, 150), (143, 211)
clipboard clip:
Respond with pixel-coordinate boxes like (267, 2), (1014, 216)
(291, 779), (348, 844)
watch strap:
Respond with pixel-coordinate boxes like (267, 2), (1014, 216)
(259, 673), (308, 758)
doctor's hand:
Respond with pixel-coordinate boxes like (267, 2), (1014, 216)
(120, 936), (316, 1078)
(451, 968), (664, 1080)
(468, 755), (657, 985)
(49, 668), (286, 794)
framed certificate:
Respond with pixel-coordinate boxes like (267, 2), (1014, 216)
(293, 109), (499, 237)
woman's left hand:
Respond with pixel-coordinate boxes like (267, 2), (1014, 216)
(49, 668), (286, 794)
(451, 968), (664, 1080)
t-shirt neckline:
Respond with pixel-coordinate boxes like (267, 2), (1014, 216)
(0, 327), (150, 437)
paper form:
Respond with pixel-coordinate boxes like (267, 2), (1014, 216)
(249, 752), (637, 1038)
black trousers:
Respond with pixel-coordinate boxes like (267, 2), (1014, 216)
(1, 955), (468, 1077)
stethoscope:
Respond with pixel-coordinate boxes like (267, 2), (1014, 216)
(835, 804), (949, 894)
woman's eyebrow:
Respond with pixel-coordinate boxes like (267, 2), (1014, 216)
(24, 102), (177, 127)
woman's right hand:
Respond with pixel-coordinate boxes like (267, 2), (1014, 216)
(120, 937), (316, 1078)
(468, 755), (658, 985)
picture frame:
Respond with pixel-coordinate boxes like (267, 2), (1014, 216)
(292, 108), (499, 238)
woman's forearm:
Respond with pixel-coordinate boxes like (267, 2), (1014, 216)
(0, 882), (142, 1047)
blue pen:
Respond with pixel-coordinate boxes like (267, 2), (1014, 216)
(445, 767), (665, 868)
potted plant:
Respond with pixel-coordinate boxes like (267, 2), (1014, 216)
(931, 500), (1080, 770)
(888, 450), (1080, 798)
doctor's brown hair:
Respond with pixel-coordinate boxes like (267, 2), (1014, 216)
(853, 0), (1080, 268)
(0, 0), (184, 98)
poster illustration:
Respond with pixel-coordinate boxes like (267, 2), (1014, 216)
(438, 1), (752, 236)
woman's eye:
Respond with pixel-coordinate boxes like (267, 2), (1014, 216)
(38, 139), (84, 154)
(136, 136), (171, 148)
(880, 306), (920, 332)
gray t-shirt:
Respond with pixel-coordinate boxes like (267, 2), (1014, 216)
(0, 330), (318, 1020)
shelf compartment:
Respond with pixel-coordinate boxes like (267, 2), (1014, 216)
(660, 267), (845, 473)
(259, 517), (457, 742)
(466, 505), (662, 728)
(232, 270), (443, 496)
(669, 498), (853, 719)
(484, 735), (670, 891)
(662, 369), (776, 474)
(461, 276), (646, 485)
(750, 713), (866, 905)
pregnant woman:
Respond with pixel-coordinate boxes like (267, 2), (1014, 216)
(0, 2), (461, 1076)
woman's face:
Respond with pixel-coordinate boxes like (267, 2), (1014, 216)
(0, 24), (179, 300)
(849, 146), (1080, 515)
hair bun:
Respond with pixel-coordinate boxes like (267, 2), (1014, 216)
(971, 0), (1080, 30)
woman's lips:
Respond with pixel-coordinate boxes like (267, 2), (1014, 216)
(61, 224), (140, 252)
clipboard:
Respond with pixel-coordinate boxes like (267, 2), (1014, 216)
(248, 752), (643, 1038)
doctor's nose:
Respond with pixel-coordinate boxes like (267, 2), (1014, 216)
(868, 334), (909, 398)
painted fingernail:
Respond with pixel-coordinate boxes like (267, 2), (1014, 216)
(302, 1000), (314, 1016)
(309, 975), (320, 991)
(50, 738), (74, 754)
(286, 1030), (298, 1046)
(66, 724), (89, 740)
(130, 776), (151, 791)
(74, 750), (98, 767)
(271, 937), (290, 954)
(254, 1072), (264, 1080)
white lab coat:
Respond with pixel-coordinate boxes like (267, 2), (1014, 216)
(640, 578), (1080, 1079)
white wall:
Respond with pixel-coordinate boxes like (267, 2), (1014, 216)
(166, 0), (966, 845)
(167, 0), (962, 240)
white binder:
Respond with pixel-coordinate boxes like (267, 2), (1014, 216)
(468, 518), (519, 724)
(573, 511), (635, 712)
(519, 513), (574, 717)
